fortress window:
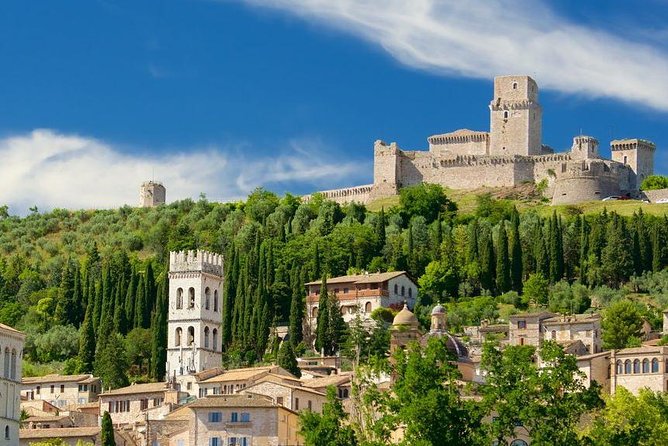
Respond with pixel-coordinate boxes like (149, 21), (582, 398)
(623, 155), (628, 165)
(176, 288), (183, 309)
(512, 82), (518, 90)
(188, 288), (195, 308)
(205, 287), (211, 310)
(503, 111), (509, 119)
(214, 290), (219, 312)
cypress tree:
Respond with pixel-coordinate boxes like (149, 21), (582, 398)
(326, 296), (346, 355)
(112, 279), (127, 334)
(496, 222), (511, 294)
(313, 243), (321, 280)
(288, 286), (304, 347)
(78, 300), (96, 373)
(134, 275), (146, 329)
(467, 219), (479, 264)
(315, 276), (330, 355)
(277, 341), (301, 378)
(479, 228), (496, 294)
(144, 262), (156, 324)
(222, 245), (238, 349)
(375, 207), (387, 251)
(124, 269), (137, 331)
(72, 263), (83, 327)
(55, 260), (76, 326)
(510, 209), (523, 292)
(580, 217), (590, 285)
(101, 412), (116, 446)
(652, 223), (663, 272)
(150, 272), (168, 380)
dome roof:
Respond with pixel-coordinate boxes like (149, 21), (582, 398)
(423, 331), (469, 359)
(431, 304), (446, 315)
(393, 304), (418, 327)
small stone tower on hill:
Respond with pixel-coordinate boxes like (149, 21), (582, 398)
(489, 75), (542, 156)
(140, 181), (166, 207)
(610, 139), (656, 190)
(166, 250), (223, 379)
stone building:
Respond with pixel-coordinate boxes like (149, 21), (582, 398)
(508, 312), (601, 355)
(197, 366), (295, 398)
(160, 393), (301, 446)
(610, 345), (668, 395)
(305, 271), (417, 329)
(0, 323), (24, 446)
(508, 312), (556, 347)
(167, 250), (224, 385)
(98, 381), (185, 426)
(306, 75), (656, 206)
(140, 180), (166, 207)
(21, 374), (101, 409)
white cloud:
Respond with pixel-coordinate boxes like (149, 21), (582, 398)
(237, 0), (668, 111)
(0, 129), (368, 215)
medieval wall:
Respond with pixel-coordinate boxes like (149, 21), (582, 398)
(302, 184), (374, 205)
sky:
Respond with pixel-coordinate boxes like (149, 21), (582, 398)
(1, 0), (667, 214)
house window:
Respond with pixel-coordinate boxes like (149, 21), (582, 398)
(517, 320), (526, 329)
(295, 398), (300, 410)
(209, 437), (220, 446)
(140, 399), (148, 410)
(633, 359), (640, 374)
(230, 412), (239, 423)
(60, 385), (64, 393)
(408, 288), (412, 298)
(365, 302), (372, 313)
(240, 413), (250, 422)
(208, 412), (222, 423)
(401, 286), (405, 296)
(394, 284), (398, 294)
(50, 385), (54, 394)
(642, 359), (650, 373)
(652, 358), (660, 373)
(343, 287), (349, 294)
(277, 397), (284, 405)
(36, 386), (40, 395)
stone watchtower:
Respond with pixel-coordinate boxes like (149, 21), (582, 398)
(610, 139), (656, 190)
(489, 75), (542, 156)
(166, 250), (223, 379)
(139, 181), (166, 207)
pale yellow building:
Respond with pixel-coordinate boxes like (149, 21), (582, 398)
(98, 381), (186, 426)
(0, 323), (24, 445)
(21, 374), (100, 409)
(163, 394), (301, 446)
(198, 366), (296, 397)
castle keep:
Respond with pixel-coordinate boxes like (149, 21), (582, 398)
(308, 75), (656, 205)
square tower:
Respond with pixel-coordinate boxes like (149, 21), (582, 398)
(610, 139), (656, 190)
(167, 250), (223, 381)
(140, 181), (166, 207)
(489, 75), (542, 156)
(570, 135), (600, 160)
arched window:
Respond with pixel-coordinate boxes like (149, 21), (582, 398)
(341, 307), (346, 315)
(624, 360), (632, 374)
(214, 290), (219, 312)
(205, 287), (211, 310)
(176, 288), (183, 309)
(212, 329), (218, 352)
(365, 302), (372, 313)
(503, 110), (509, 119)
(3, 348), (9, 378)
(175, 328), (182, 347)
(642, 358), (650, 373)
(10, 349), (16, 380)
(204, 327), (210, 349)
(187, 326), (195, 346)
(616, 360), (623, 374)
(394, 284), (398, 294)
(188, 288), (195, 308)
(652, 358), (660, 373)
(633, 359), (640, 374)
(4, 426), (8, 440)
(401, 286), (405, 296)
(512, 82), (518, 90)
(312, 307), (318, 318)
(408, 288), (412, 298)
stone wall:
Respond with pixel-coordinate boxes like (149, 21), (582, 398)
(302, 184), (373, 205)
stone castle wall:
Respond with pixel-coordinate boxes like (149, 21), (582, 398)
(302, 184), (374, 205)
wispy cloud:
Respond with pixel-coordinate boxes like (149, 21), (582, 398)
(0, 130), (368, 215)
(236, 0), (668, 111)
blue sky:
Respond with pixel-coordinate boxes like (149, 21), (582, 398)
(1, 0), (667, 213)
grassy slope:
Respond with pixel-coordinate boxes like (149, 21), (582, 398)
(367, 186), (668, 217)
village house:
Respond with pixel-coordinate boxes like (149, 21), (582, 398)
(21, 374), (101, 409)
(305, 271), (417, 328)
(197, 366), (297, 398)
(160, 393), (301, 446)
(19, 427), (103, 446)
(243, 380), (327, 413)
(98, 381), (186, 426)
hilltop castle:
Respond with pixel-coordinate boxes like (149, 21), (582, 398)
(308, 75), (656, 205)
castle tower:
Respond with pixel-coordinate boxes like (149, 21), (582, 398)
(570, 135), (599, 160)
(489, 75), (542, 156)
(610, 139), (656, 190)
(140, 181), (166, 207)
(166, 250), (223, 379)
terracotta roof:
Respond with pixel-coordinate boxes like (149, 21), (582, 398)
(186, 394), (282, 409)
(193, 367), (225, 382)
(543, 314), (601, 325)
(305, 271), (408, 286)
(301, 374), (352, 389)
(19, 427), (100, 439)
(25, 415), (71, 423)
(100, 382), (170, 397)
(244, 381), (327, 398)
(23, 374), (98, 385)
(509, 311), (556, 320)
(201, 366), (276, 384)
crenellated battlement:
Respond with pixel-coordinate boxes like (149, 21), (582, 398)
(169, 250), (223, 277)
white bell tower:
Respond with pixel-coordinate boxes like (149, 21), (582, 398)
(166, 250), (223, 380)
